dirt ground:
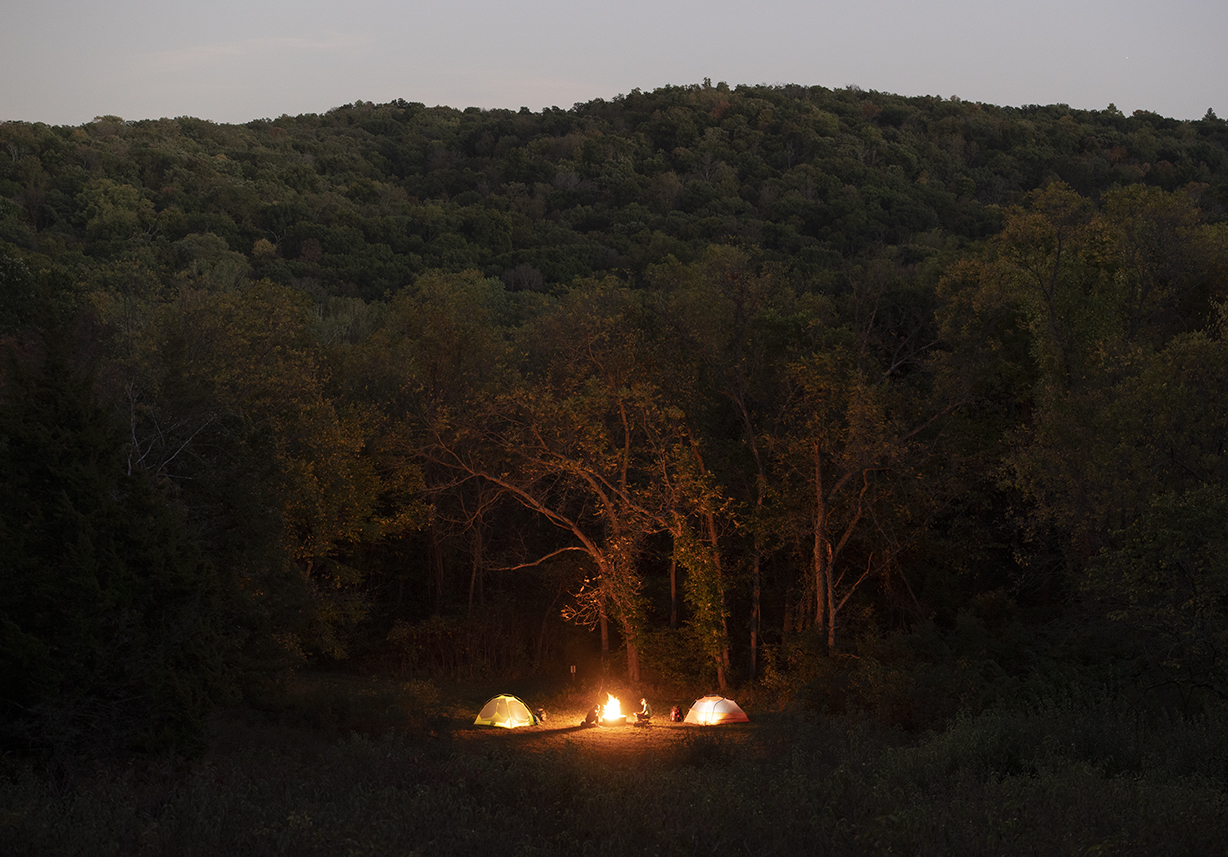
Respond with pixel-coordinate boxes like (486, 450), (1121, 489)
(452, 704), (759, 764)
(241, 672), (763, 764)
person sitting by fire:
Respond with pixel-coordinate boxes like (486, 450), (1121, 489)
(636, 698), (653, 722)
(582, 701), (600, 727)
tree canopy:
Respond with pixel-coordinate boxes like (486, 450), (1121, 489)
(4, 83), (1228, 755)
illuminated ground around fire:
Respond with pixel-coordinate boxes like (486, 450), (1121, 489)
(456, 702), (757, 764)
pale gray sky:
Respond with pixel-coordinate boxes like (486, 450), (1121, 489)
(1, 0), (1222, 125)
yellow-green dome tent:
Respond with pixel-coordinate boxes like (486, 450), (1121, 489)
(473, 693), (539, 728)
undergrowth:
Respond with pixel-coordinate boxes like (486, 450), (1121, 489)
(3, 677), (1226, 855)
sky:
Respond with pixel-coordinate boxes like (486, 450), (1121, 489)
(1, 0), (1224, 126)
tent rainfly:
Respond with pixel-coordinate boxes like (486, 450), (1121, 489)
(474, 693), (539, 728)
(684, 695), (750, 725)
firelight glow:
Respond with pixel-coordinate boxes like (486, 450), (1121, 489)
(599, 693), (622, 722)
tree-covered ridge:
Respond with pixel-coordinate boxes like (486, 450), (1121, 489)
(3, 84), (1226, 297)
(3, 83), (1228, 759)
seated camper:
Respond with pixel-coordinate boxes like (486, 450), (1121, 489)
(636, 698), (653, 722)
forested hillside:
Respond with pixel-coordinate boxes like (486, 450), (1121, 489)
(4, 82), (1228, 757)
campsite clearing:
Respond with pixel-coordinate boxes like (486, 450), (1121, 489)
(456, 701), (758, 765)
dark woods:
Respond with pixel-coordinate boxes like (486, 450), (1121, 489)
(3, 83), (1228, 759)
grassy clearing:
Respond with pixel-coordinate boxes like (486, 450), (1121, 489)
(3, 676), (1227, 855)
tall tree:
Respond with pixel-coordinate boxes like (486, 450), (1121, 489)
(652, 246), (798, 678)
(99, 279), (411, 663)
(0, 320), (233, 760)
(429, 280), (686, 682)
(357, 269), (516, 616)
(771, 260), (955, 650)
(1086, 485), (1228, 709)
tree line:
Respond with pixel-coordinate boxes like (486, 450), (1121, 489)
(3, 82), (1228, 756)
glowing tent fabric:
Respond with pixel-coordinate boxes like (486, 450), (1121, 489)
(684, 695), (750, 725)
(473, 693), (539, 728)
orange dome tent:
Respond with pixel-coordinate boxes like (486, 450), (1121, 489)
(683, 695), (750, 725)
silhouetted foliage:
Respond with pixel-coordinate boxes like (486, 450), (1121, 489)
(2, 84), (1228, 758)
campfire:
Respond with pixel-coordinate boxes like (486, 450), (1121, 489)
(598, 693), (626, 725)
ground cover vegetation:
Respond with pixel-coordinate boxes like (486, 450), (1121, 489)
(3, 82), (1228, 849)
(4, 677), (1228, 855)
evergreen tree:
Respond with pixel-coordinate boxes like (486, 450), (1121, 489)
(0, 325), (234, 762)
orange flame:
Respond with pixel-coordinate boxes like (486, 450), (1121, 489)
(599, 693), (622, 721)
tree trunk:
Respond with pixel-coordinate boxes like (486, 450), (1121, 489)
(718, 617), (730, 692)
(669, 555), (678, 629)
(430, 521), (446, 613)
(700, 503), (732, 687)
(622, 617), (641, 682)
(813, 442), (830, 643)
(826, 545), (836, 650)
(749, 551), (761, 678)
(467, 518), (483, 616)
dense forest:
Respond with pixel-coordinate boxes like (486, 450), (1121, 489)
(4, 81), (1228, 759)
